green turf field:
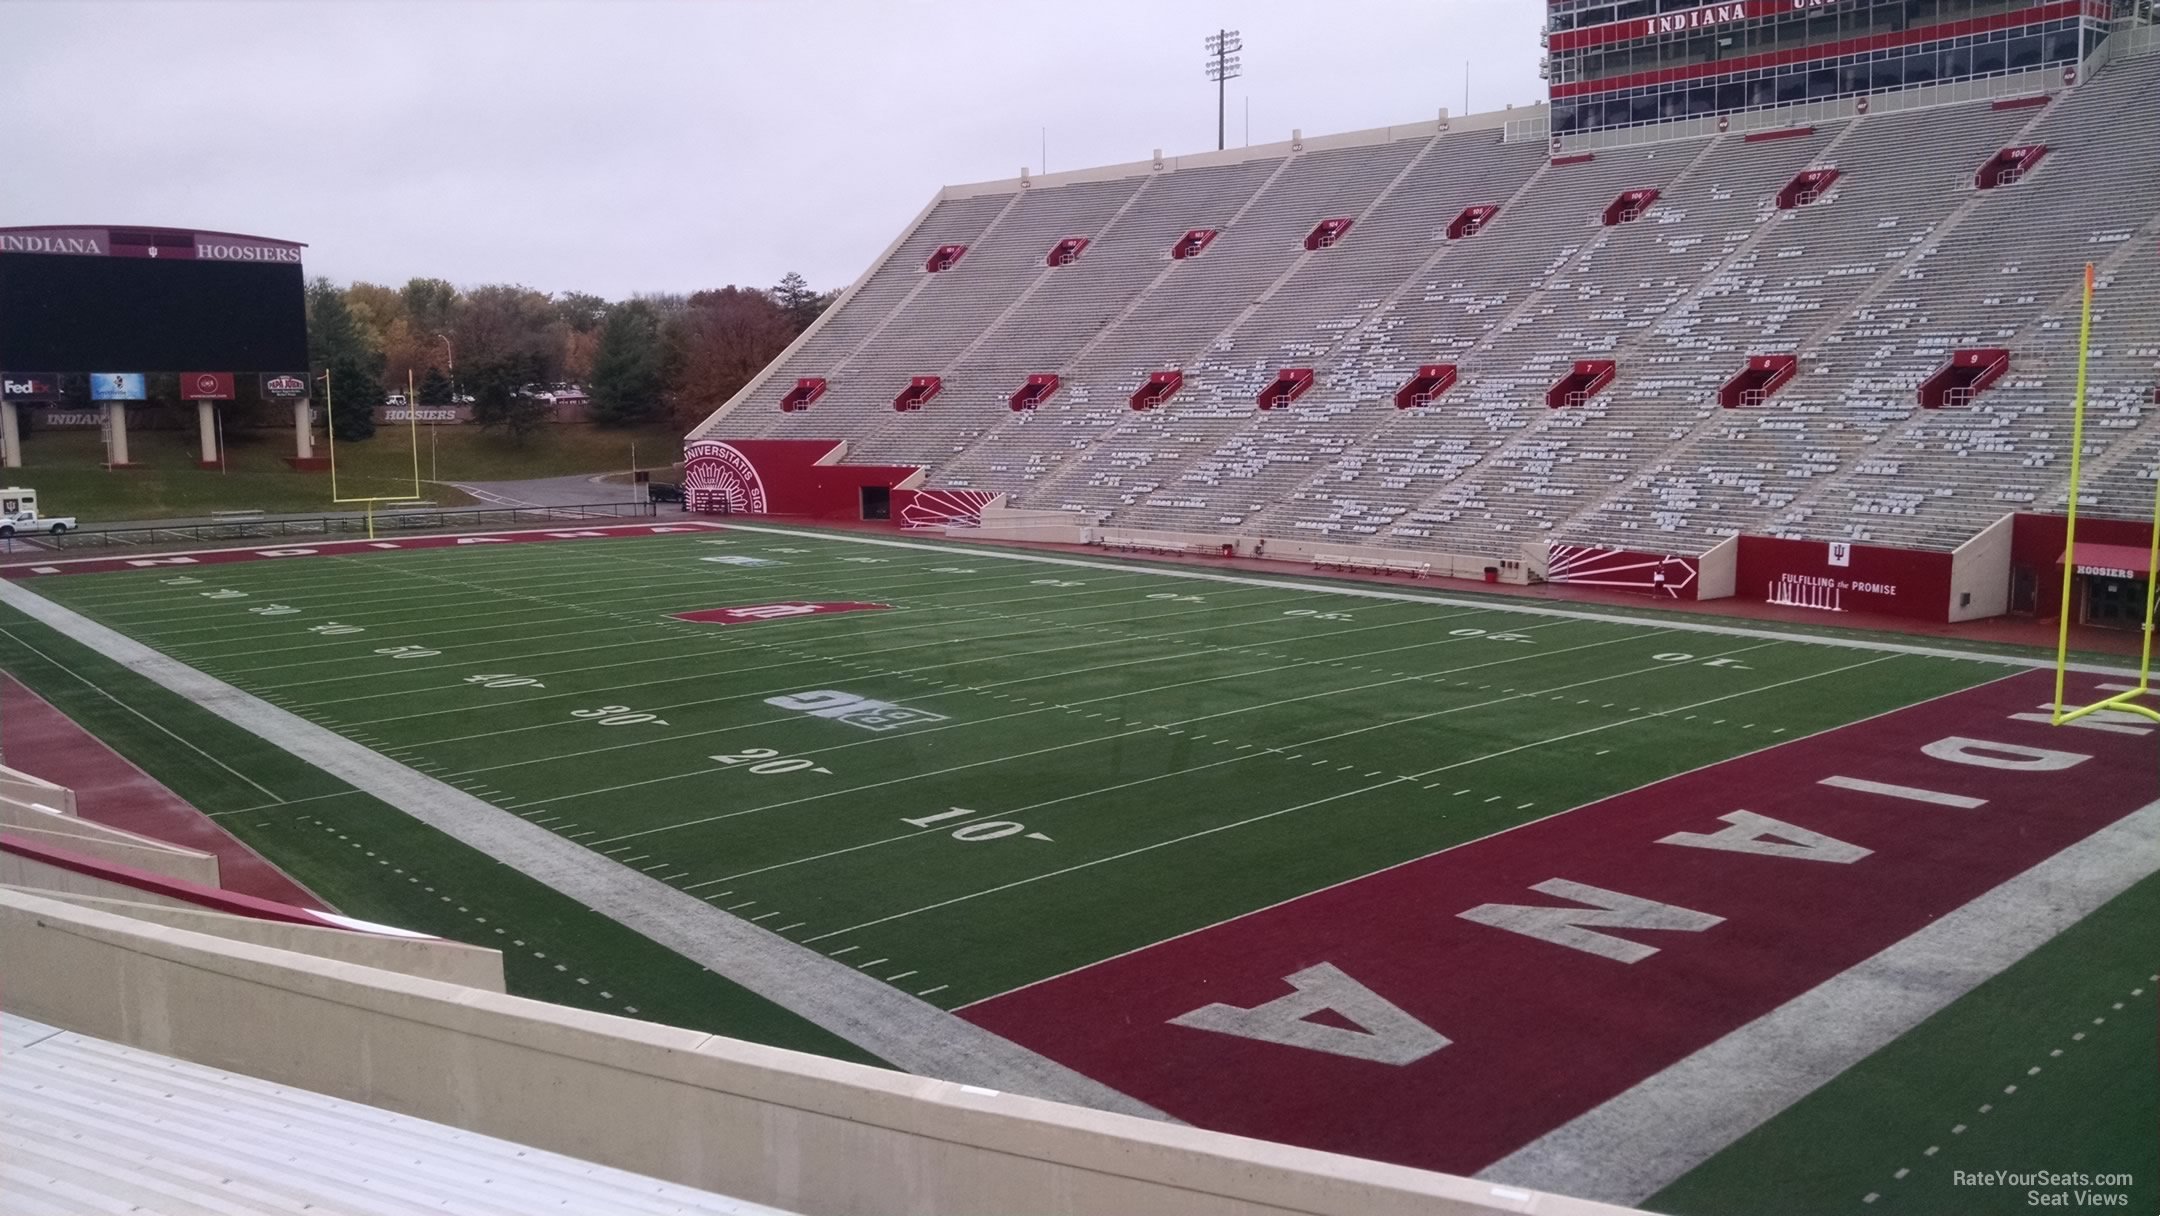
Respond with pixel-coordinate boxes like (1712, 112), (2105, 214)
(14, 525), (2009, 1002)
(7, 523), (2152, 1214)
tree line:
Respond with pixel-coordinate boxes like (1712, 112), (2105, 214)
(308, 273), (835, 440)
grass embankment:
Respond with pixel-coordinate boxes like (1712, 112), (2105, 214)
(7, 424), (683, 523)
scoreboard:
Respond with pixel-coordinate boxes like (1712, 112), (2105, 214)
(0, 226), (308, 377)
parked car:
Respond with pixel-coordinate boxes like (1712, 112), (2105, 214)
(385, 393), (409, 407)
(647, 482), (684, 505)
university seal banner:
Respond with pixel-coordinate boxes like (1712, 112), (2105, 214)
(683, 440), (770, 514)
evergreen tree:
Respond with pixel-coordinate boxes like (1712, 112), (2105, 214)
(308, 276), (384, 440)
(468, 355), (549, 441)
(587, 300), (666, 427)
(772, 271), (832, 335)
(326, 355), (380, 441)
(418, 367), (454, 406)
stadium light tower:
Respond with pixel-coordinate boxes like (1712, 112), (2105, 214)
(1204, 28), (1242, 151)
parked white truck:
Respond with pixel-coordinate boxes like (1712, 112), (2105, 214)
(0, 488), (76, 537)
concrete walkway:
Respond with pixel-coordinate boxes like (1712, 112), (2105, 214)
(0, 579), (1166, 1120)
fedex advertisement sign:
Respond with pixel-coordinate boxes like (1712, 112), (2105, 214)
(1, 375), (59, 401)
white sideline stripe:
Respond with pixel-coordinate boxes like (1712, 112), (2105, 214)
(1818, 775), (1987, 808)
(0, 576), (1168, 1122)
(1478, 797), (2160, 1204)
(0, 626), (283, 803)
(721, 524), (2144, 678)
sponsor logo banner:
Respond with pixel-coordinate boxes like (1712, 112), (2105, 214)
(182, 371), (235, 400)
(675, 601), (889, 625)
(762, 688), (947, 732)
(0, 375), (60, 401)
(89, 373), (146, 401)
(261, 373), (310, 400)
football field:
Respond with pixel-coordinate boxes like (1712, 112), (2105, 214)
(5, 522), (2154, 1210)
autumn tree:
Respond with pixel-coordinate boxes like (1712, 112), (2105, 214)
(400, 277), (464, 358)
(454, 284), (564, 383)
(666, 286), (795, 427)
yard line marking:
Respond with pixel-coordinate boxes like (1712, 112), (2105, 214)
(803, 779), (1415, 943)
(619, 626), (1667, 847)
(917, 985), (949, 997)
(732, 640), (1803, 893)
(375, 588), (1469, 743)
(887, 971), (917, 982)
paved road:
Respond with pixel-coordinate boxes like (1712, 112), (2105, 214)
(445, 473), (643, 508)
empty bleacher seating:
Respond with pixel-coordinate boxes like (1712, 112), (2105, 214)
(693, 47), (2160, 562)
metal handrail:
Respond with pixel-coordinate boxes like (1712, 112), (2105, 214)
(5, 500), (665, 555)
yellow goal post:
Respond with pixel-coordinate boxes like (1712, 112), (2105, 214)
(321, 367), (424, 540)
(2051, 261), (2160, 726)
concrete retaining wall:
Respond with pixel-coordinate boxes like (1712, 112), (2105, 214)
(0, 886), (1637, 1216)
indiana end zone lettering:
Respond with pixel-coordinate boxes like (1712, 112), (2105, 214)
(962, 671), (2156, 1178)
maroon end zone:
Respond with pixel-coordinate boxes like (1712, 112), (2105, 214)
(961, 670), (2158, 1176)
(0, 522), (728, 579)
(673, 601), (890, 624)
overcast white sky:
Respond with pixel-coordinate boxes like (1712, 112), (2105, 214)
(2, 1), (1543, 300)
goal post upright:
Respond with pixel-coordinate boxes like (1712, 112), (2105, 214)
(2051, 262), (2160, 726)
(321, 366), (424, 541)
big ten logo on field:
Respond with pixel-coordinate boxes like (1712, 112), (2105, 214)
(701, 554), (782, 567)
(764, 689), (949, 733)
